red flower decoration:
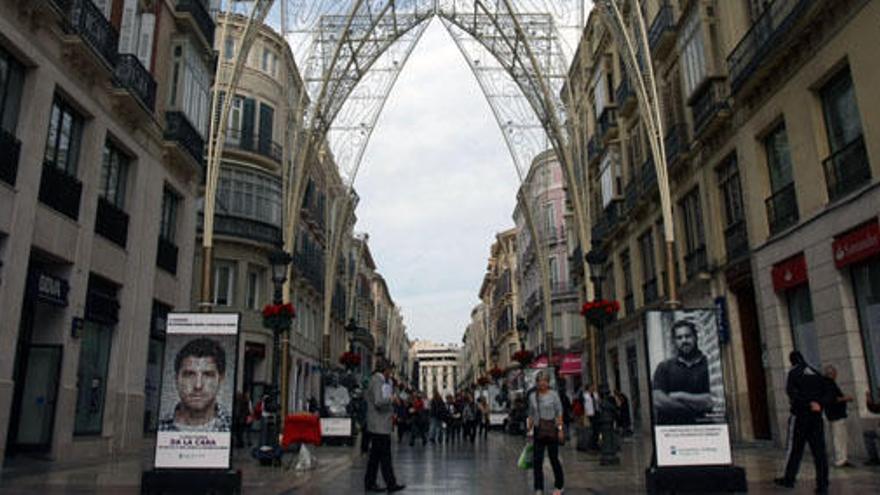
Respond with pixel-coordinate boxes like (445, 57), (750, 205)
(489, 367), (505, 380)
(512, 350), (534, 366)
(477, 376), (491, 386)
(262, 302), (296, 329)
(580, 299), (620, 325)
(339, 351), (362, 369)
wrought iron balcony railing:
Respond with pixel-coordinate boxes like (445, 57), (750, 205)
(587, 134), (602, 164)
(225, 129), (283, 164)
(684, 244), (708, 280)
(664, 123), (688, 169)
(202, 213), (282, 246)
(624, 293), (635, 315)
(641, 156), (657, 197)
(164, 111), (205, 167)
(624, 179), (638, 214)
(615, 77), (635, 113)
(648, 2), (675, 55)
(728, 0), (816, 94)
(39, 164), (82, 220)
(724, 220), (750, 263)
(95, 197), (129, 248)
(54, 0), (119, 69)
(156, 236), (179, 275)
(765, 182), (799, 235)
(293, 249), (325, 293)
(113, 54), (156, 112)
(176, 0), (215, 47)
(643, 278), (659, 305)
(551, 281), (577, 297)
(822, 135), (871, 202)
(0, 128), (21, 186)
(598, 107), (618, 141)
(690, 78), (729, 136)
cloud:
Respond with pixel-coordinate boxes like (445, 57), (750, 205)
(355, 20), (520, 344)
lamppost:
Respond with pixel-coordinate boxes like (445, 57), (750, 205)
(345, 318), (357, 353)
(585, 242), (620, 465)
(516, 316), (529, 352)
(264, 248), (292, 455)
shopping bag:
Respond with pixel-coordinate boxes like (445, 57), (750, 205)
(517, 443), (534, 470)
(294, 445), (317, 471)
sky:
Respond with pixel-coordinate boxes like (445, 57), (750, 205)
(353, 19), (521, 345)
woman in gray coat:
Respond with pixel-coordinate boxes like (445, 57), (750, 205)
(527, 371), (565, 495)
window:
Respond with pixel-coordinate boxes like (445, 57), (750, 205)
(216, 167), (282, 225)
(679, 6), (707, 98)
(627, 122), (643, 177)
(680, 188), (705, 254)
(44, 96), (84, 175)
(170, 40), (211, 136)
(227, 95), (244, 141)
(144, 301), (171, 432)
(639, 228), (656, 285)
(160, 186), (180, 242)
(0, 46), (25, 135)
(852, 258), (880, 398)
(599, 149), (621, 207)
(764, 123), (793, 192)
(100, 139), (130, 209)
(74, 321), (113, 435)
(119, 2), (155, 67)
(621, 249), (633, 298)
(821, 69), (862, 152)
(592, 64), (609, 119)
(213, 260), (235, 306)
(549, 257), (559, 286)
(787, 284), (819, 369)
(717, 154), (744, 228)
(246, 269), (261, 309)
(544, 203), (555, 237)
(224, 37), (235, 60)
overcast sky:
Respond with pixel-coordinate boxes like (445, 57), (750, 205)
(354, 19), (520, 345)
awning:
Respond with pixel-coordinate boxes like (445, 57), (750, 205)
(530, 355), (549, 368)
(558, 353), (582, 376)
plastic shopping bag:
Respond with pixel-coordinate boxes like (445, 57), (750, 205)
(295, 445), (317, 471)
(517, 443), (534, 470)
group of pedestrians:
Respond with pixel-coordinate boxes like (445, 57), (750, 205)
(420, 390), (491, 445)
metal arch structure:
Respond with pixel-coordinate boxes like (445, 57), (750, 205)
(593, 0), (678, 303)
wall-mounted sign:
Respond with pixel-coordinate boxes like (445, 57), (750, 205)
(833, 220), (880, 269)
(154, 313), (240, 470)
(34, 272), (69, 307)
(771, 253), (808, 292)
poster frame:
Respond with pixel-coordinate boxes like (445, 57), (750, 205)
(642, 308), (733, 468)
(152, 312), (241, 471)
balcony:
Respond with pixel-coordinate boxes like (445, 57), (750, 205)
(164, 111), (204, 169)
(39, 164), (82, 220)
(593, 200), (623, 242)
(724, 220), (749, 263)
(640, 156), (657, 199)
(643, 278), (659, 305)
(175, 0), (215, 50)
(542, 225), (566, 245)
(624, 180), (638, 214)
(664, 123), (689, 173)
(822, 135), (871, 202)
(648, 2), (676, 58)
(597, 107), (618, 142)
(587, 134), (602, 164)
(156, 237), (178, 275)
(112, 54), (157, 113)
(765, 182), (799, 235)
(728, 0), (823, 95)
(624, 293), (635, 315)
(293, 250), (325, 293)
(53, 0), (119, 71)
(224, 130), (283, 164)
(551, 281), (577, 298)
(684, 244), (708, 280)
(616, 77), (637, 116)
(201, 213), (282, 246)
(0, 128), (21, 186)
(95, 197), (129, 248)
(689, 78), (729, 137)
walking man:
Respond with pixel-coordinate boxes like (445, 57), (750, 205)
(823, 365), (853, 467)
(775, 351), (830, 494)
(364, 361), (405, 493)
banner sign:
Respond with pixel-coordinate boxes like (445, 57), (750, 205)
(645, 310), (732, 467)
(320, 417), (351, 437)
(833, 220), (880, 268)
(154, 313), (240, 470)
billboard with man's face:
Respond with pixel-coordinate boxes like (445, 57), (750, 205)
(646, 309), (731, 467)
(154, 313), (239, 469)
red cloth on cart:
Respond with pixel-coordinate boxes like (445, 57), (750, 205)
(281, 414), (322, 447)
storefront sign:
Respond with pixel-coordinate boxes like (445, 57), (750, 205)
(35, 272), (68, 307)
(320, 417), (352, 437)
(645, 309), (732, 467)
(154, 313), (240, 470)
(559, 353), (582, 376)
(714, 297), (730, 345)
(832, 221), (880, 269)
(771, 253), (808, 292)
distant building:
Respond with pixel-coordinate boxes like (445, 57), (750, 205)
(412, 340), (460, 397)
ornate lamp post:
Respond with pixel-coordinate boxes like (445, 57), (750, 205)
(516, 316), (529, 352)
(262, 248), (292, 459)
(585, 242), (620, 465)
(345, 318), (357, 353)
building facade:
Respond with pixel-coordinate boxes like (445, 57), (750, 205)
(413, 340), (460, 398)
(479, 229), (522, 370)
(569, 0), (880, 447)
(0, 0), (212, 461)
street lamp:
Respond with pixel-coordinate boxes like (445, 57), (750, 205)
(263, 248), (292, 458)
(345, 318), (357, 353)
(516, 316), (529, 351)
(585, 241), (619, 465)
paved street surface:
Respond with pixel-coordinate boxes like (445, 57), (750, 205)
(1, 432), (879, 494)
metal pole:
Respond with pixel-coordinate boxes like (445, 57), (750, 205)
(591, 276), (619, 465)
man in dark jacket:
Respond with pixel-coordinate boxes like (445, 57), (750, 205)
(775, 351), (831, 493)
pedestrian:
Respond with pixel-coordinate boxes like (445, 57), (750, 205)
(823, 365), (854, 467)
(446, 394), (461, 443)
(527, 371), (565, 495)
(478, 396), (491, 437)
(863, 388), (880, 466)
(462, 393), (477, 442)
(394, 396), (410, 444)
(364, 361), (405, 493)
(233, 391), (250, 448)
(409, 392), (428, 446)
(557, 378), (572, 441)
(774, 351), (831, 494)
(583, 384), (598, 450)
(429, 389), (445, 444)
(613, 390), (633, 436)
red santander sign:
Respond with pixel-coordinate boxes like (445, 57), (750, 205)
(772, 253), (808, 293)
(832, 220), (880, 269)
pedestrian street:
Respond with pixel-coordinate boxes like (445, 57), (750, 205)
(2, 431), (880, 494)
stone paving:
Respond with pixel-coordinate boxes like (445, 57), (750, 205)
(1, 432), (879, 494)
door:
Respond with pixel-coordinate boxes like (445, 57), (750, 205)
(12, 345), (63, 452)
(736, 284), (771, 439)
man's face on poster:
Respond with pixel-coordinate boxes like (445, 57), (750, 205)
(176, 356), (223, 413)
(673, 324), (697, 357)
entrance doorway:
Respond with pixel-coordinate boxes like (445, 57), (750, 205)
(735, 283), (772, 440)
(9, 345), (63, 452)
